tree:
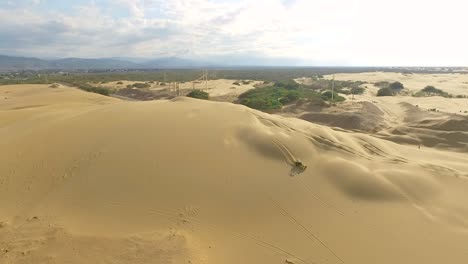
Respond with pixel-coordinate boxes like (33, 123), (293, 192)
(279, 91), (300, 104)
(186, 89), (209, 100)
(274, 81), (299, 90)
(422, 86), (441, 94)
(377, 87), (394, 96)
(351, 87), (365, 95)
(132, 83), (150, 89)
(374, 81), (389, 88)
(389, 81), (404, 91)
(417, 86), (449, 97)
(321, 91), (345, 102)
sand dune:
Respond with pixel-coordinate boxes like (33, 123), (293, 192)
(322, 72), (468, 116)
(1, 84), (468, 264)
(103, 79), (262, 102)
(326, 72), (468, 95)
(291, 73), (468, 152)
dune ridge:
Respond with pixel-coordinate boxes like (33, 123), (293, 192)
(1, 84), (468, 264)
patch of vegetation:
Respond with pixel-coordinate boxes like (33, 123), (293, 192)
(233, 81), (241, 86)
(350, 86), (365, 95)
(238, 86), (286, 110)
(71, 83), (111, 96)
(377, 87), (395, 96)
(115, 87), (155, 100)
(131, 82), (151, 89)
(375, 81), (405, 97)
(279, 91), (300, 104)
(375, 81), (390, 88)
(389, 81), (404, 91)
(273, 80), (300, 90)
(306, 79), (366, 95)
(116, 81), (123, 85)
(375, 81), (403, 90)
(1, 68), (463, 87)
(239, 96), (283, 110)
(238, 81), (326, 111)
(413, 86), (450, 97)
(419, 85), (434, 93)
(321, 91), (345, 102)
(186, 89), (209, 100)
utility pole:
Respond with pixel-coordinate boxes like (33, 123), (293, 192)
(205, 69), (208, 90)
(331, 74), (335, 103)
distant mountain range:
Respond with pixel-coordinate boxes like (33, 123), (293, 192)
(0, 55), (215, 71)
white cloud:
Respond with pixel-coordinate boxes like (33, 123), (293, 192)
(1, 0), (468, 65)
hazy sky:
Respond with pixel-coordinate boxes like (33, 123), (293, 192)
(1, 0), (467, 66)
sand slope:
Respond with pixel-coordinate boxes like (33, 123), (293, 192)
(326, 72), (468, 95)
(1, 85), (468, 264)
(325, 72), (468, 116)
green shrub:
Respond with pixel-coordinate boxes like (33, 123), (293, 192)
(336, 89), (350, 95)
(422, 86), (447, 95)
(377, 87), (394, 96)
(375, 81), (390, 88)
(186, 89), (209, 100)
(389, 81), (404, 91)
(279, 91), (300, 105)
(73, 83), (110, 96)
(321, 91), (345, 102)
(240, 97), (282, 110)
(132, 82), (151, 89)
(274, 81), (299, 90)
(351, 87), (365, 94)
(238, 81), (325, 111)
(375, 81), (403, 93)
(422, 86), (442, 94)
(414, 86), (450, 97)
